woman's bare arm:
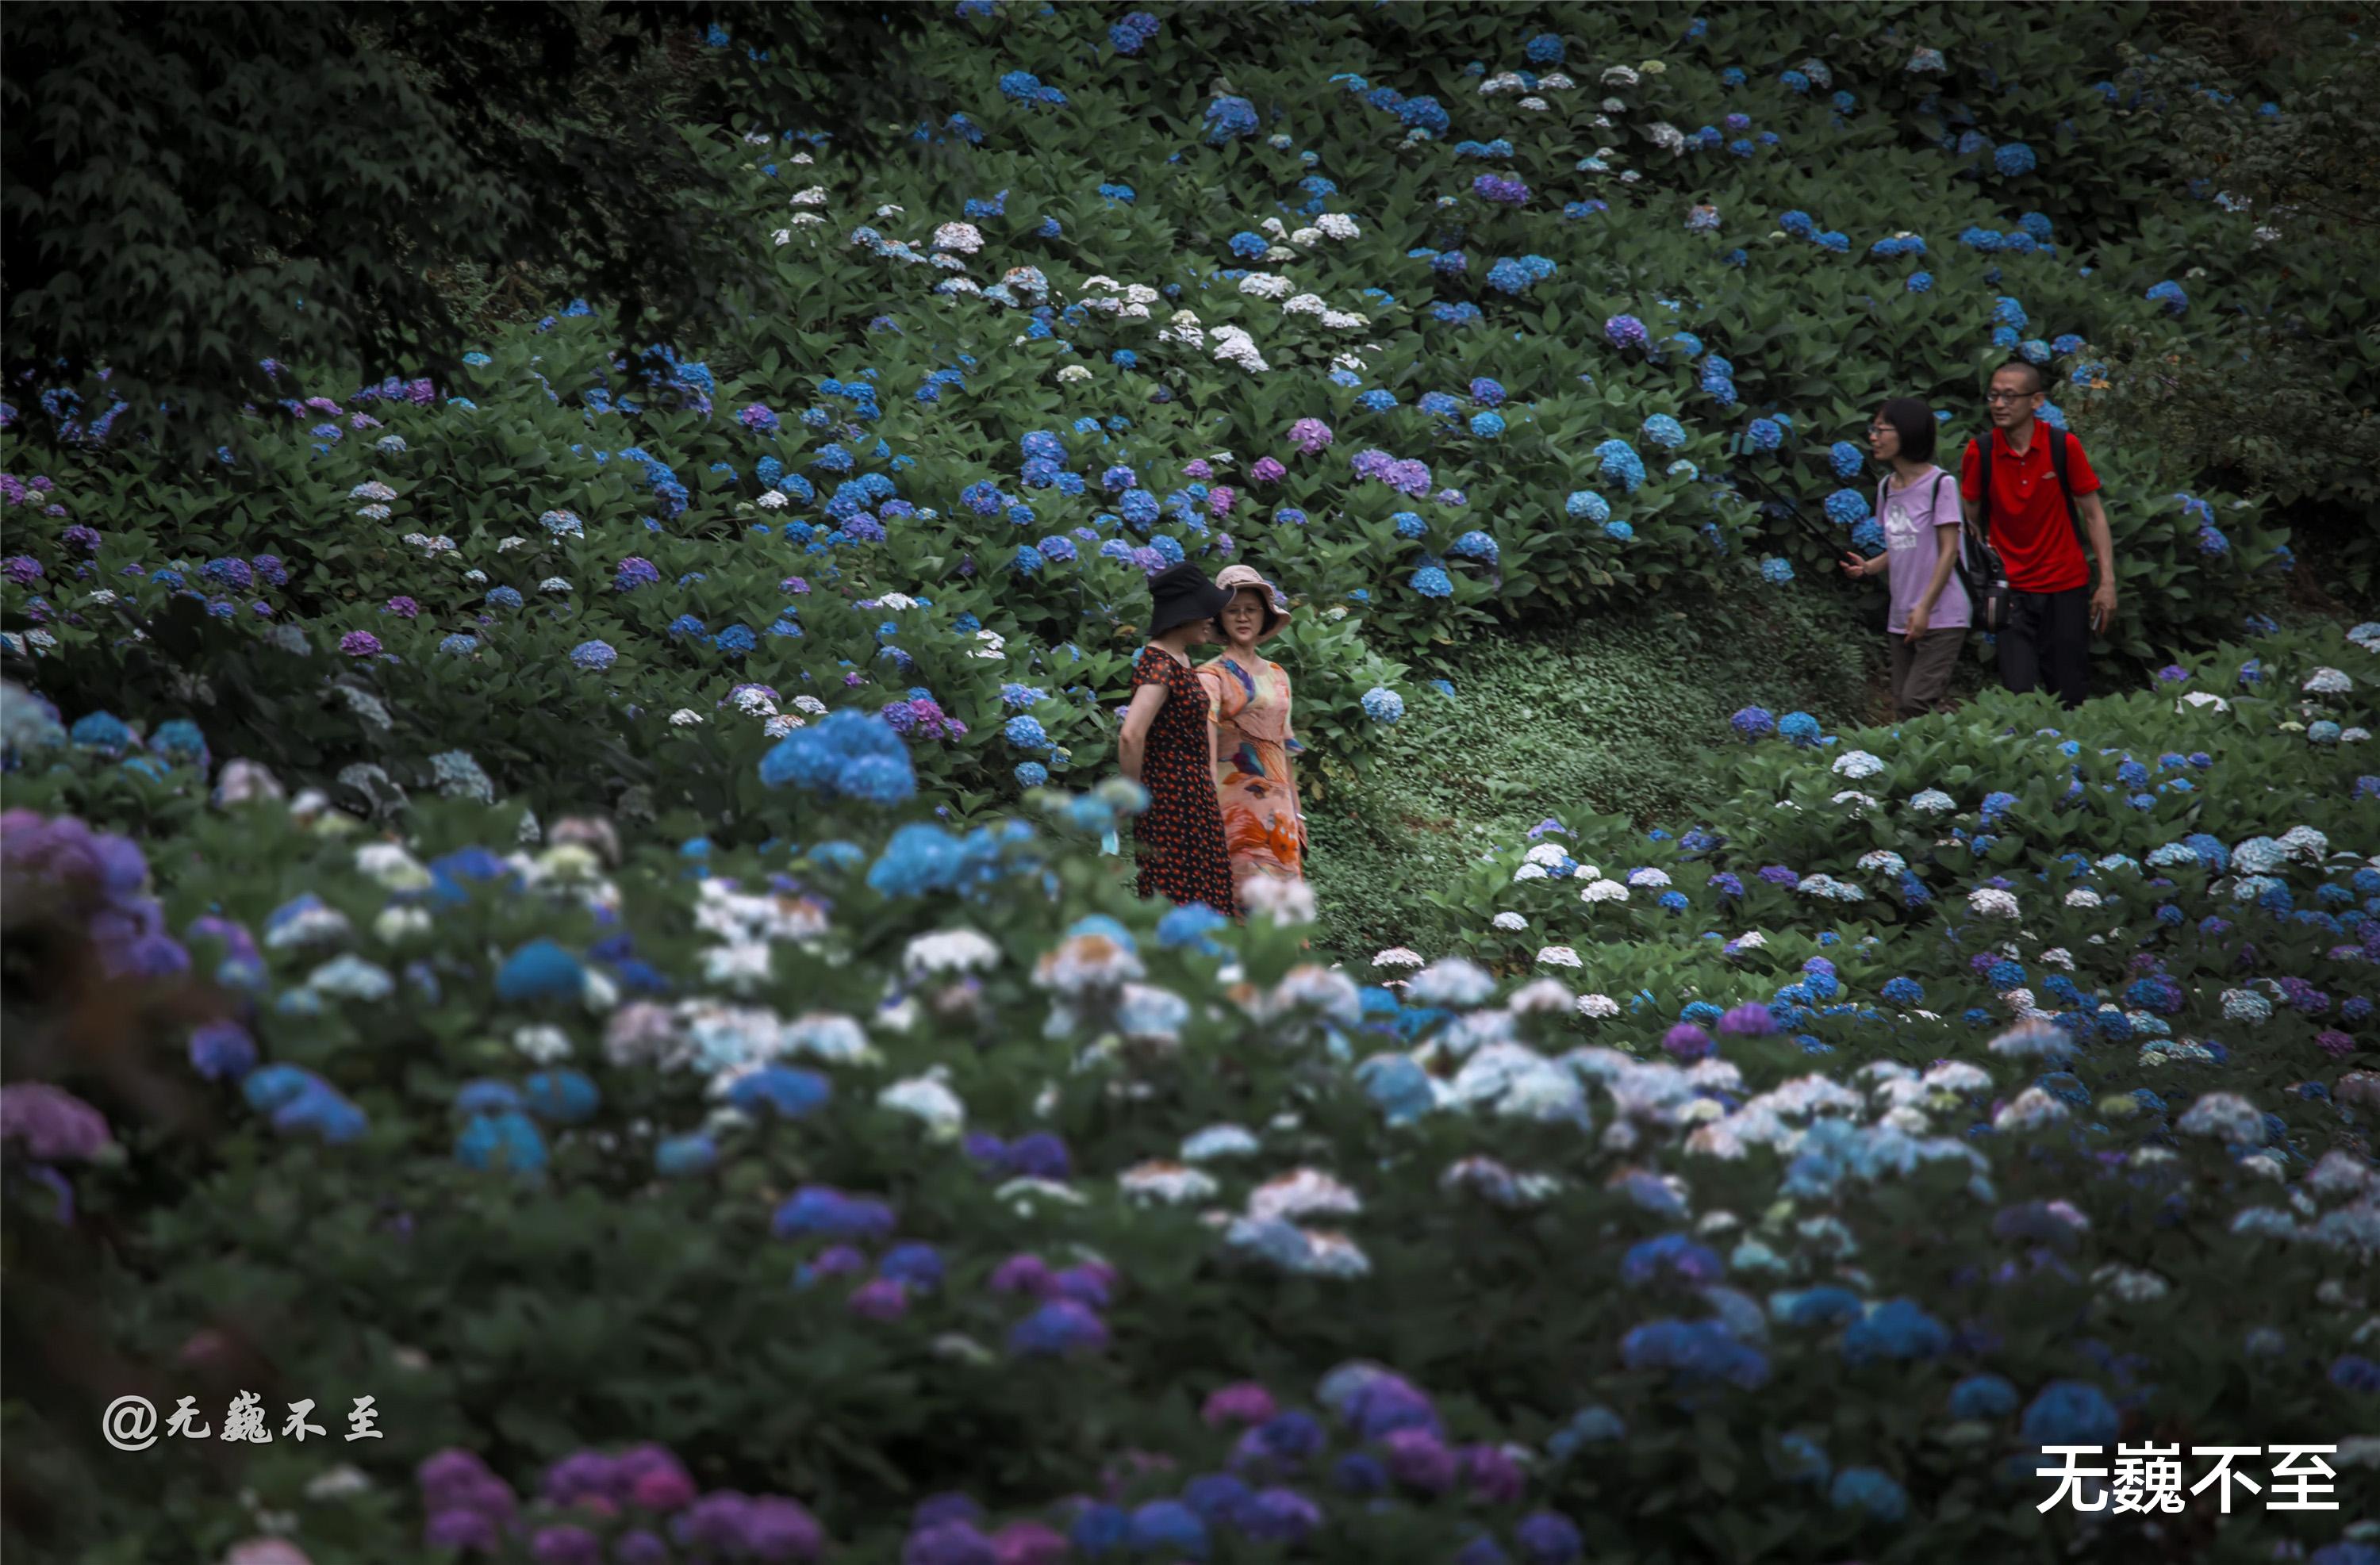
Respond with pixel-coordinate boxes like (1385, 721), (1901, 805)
(1116, 681), (1167, 784)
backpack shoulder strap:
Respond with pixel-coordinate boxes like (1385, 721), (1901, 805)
(1973, 436), (1993, 539)
(2048, 428), (2085, 544)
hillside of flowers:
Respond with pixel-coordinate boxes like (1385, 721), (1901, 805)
(4, 3), (2377, 1563)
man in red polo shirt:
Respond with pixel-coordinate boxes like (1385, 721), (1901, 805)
(1960, 359), (2117, 708)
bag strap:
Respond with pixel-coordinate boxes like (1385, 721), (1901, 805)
(1974, 436), (1993, 545)
(2048, 427), (2086, 549)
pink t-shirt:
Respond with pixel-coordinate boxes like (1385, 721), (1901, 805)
(1878, 466), (1969, 634)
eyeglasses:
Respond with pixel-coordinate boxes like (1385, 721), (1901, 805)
(1983, 390), (2040, 404)
(1866, 424), (1894, 436)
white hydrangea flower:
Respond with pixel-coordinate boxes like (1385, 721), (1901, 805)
(1856, 850), (1907, 874)
(1576, 992), (1619, 1018)
(354, 842), (431, 892)
(2303, 667), (2351, 694)
(1994, 1087), (2071, 1132)
(1315, 212), (1360, 240)
(1988, 1019), (2075, 1063)
(1239, 273), (1292, 301)
(1119, 1160), (1220, 1204)
(756, 489), (789, 509)
(1832, 750), (1886, 780)
(1511, 862), (1549, 884)
(1967, 888), (2021, 918)
(1241, 876), (1315, 926)
(668, 708), (703, 727)
(1211, 325), (1269, 374)
(1182, 1123), (1261, 1161)
(1507, 978), (1574, 1015)
(1518, 95), (1549, 111)
(1626, 866), (1672, 888)
(1407, 957), (1496, 1007)
(2064, 888), (2103, 907)
(903, 929), (1000, 979)
(1537, 946), (1583, 969)
(879, 1070), (965, 1139)
(1908, 789), (1956, 814)
(512, 1024), (574, 1064)
(1602, 66), (1640, 87)
(2178, 691), (2230, 713)
(1581, 879), (1630, 905)
(1250, 1168), (1363, 1224)
(1492, 911), (1529, 932)
(373, 906), (432, 944)
(1524, 842), (1571, 868)
(931, 221), (982, 252)
(2178, 1091), (2266, 1146)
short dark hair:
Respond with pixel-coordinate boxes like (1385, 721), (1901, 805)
(1991, 358), (2048, 395)
(1875, 397), (1937, 462)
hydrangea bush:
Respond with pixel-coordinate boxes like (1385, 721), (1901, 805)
(5, 620), (2377, 1560)
(0, 1), (2313, 830)
(2, 6), (2373, 1563)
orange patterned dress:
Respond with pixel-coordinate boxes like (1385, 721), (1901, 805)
(1196, 654), (1306, 890)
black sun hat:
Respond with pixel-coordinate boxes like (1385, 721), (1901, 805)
(1145, 561), (1234, 638)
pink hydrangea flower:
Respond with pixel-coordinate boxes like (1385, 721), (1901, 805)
(0, 1082), (112, 1160)
(1250, 456), (1286, 484)
(1207, 485), (1237, 516)
(339, 630), (382, 658)
(1181, 458), (1213, 481)
(1287, 417), (1334, 454)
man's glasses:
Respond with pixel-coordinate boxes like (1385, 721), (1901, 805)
(1983, 390), (2040, 404)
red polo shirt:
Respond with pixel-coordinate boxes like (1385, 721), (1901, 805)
(1960, 424), (2098, 593)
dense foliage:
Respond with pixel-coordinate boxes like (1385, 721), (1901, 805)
(0, 0), (928, 451)
(3, 4), (2377, 1563)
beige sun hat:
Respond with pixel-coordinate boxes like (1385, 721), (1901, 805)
(1212, 562), (1291, 642)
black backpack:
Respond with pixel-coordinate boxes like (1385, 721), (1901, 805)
(1961, 428), (2082, 632)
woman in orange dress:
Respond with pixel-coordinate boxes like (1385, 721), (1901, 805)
(1196, 564), (1307, 895)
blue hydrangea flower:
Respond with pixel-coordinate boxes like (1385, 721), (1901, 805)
(1361, 687), (1406, 723)
(1594, 439), (1646, 492)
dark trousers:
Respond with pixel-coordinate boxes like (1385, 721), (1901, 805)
(1999, 586), (2090, 708)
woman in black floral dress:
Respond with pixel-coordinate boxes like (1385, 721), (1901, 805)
(1117, 562), (1237, 917)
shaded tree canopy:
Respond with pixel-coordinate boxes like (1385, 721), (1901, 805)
(1, 1), (929, 455)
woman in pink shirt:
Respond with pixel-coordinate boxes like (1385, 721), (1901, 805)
(1841, 397), (1970, 719)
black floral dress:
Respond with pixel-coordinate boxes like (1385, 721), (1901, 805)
(1130, 646), (1237, 917)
